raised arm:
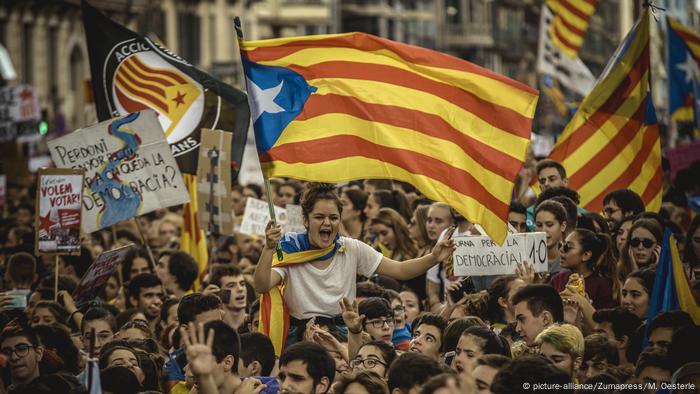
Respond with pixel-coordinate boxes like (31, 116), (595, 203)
(253, 221), (284, 293)
(375, 236), (454, 280)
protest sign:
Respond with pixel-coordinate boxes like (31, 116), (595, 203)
(197, 129), (234, 236)
(0, 174), (5, 211)
(452, 232), (548, 277)
(73, 244), (133, 307)
(0, 85), (41, 142)
(239, 198), (287, 237)
(35, 168), (85, 255)
(285, 204), (306, 233)
(47, 110), (189, 233)
(667, 140), (700, 180)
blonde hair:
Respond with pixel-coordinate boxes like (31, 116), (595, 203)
(535, 324), (584, 360)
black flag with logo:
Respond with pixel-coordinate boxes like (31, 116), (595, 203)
(81, 1), (250, 176)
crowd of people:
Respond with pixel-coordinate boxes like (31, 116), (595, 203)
(0, 156), (699, 394)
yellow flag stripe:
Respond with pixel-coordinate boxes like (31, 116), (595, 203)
(305, 79), (530, 160)
(254, 47), (537, 118)
(280, 113), (515, 196)
(261, 157), (510, 243)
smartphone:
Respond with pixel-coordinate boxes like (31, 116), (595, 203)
(1, 289), (30, 309)
(448, 278), (474, 304)
(220, 289), (231, 304)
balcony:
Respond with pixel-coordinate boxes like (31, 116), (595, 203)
(443, 22), (494, 48)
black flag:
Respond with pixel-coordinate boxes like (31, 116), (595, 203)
(81, 1), (250, 176)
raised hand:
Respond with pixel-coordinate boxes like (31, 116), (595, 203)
(180, 322), (216, 377)
(515, 260), (536, 284)
(340, 297), (365, 334)
(235, 377), (267, 394)
(264, 221), (282, 249)
(562, 298), (582, 326)
(431, 236), (456, 262)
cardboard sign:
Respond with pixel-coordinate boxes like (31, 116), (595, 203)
(73, 244), (133, 307)
(47, 110), (189, 233)
(239, 198), (287, 237)
(35, 168), (85, 255)
(452, 232), (548, 276)
(0, 85), (41, 142)
(196, 129), (234, 236)
(284, 204), (306, 233)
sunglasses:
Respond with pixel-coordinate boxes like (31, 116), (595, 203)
(630, 238), (655, 248)
(560, 242), (574, 253)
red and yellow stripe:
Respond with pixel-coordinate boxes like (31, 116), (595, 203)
(547, 0), (599, 58)
(181, 174), (208, 290)
(241, 33), (539, 243)
(547, 10), (661, 214)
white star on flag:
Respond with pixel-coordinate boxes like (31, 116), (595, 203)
(247, 79), (285, 122)
(677, 52), (700, 84)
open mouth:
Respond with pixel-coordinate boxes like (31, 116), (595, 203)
(382, 334), (392, 341)
(455, 364), (463, 373)
(319, 229), (332, 243)
(409, 345), (420, 353)
(235, 295), (245, 303)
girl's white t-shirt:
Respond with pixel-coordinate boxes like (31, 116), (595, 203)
(272, 237), (383, 319)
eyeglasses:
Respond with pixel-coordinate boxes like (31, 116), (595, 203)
(0, 344), (35, 358)
(364, 318), (395, 328)
(630, 238), (655, 248)
(350, 357), (386, 369)
(560, 242), (575, 253)
(603, 207), (620, 217)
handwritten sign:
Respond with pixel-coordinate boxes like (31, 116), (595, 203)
(35, 168), (85, 255)
(239, 198), (287, 237)
(47, 110), (189, 233)
(452, 232), (548, 276)
(285, 204), (306, 233)
(73, 244), (133, 307)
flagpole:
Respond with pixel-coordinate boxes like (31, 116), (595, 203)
(235, 17), (284, 261)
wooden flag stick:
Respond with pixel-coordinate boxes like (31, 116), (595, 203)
(264, 178), (283, 261)
(133, 218), (157, 272)
(54, 255), (59, 302)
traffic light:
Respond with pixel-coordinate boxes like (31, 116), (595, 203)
(38, 120), (48, 136)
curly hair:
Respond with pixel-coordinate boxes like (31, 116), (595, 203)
(301, 183), (343, 220)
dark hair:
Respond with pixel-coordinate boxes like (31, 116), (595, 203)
(667, 325), (700, 372)
(510, 285), (564, 323)
(486, 276), (521, 323)
(101, 366), (143, 393)
(61, 246), (93, 278)
(159, 298), (180, 324)
(625, 267), (655, 295)
(419, 373), (459, 394)
(205, 320), (240, 370)
(81, 307), (117, 334)
(573, 229), (617, 281)
(334, 370), (389, 394)
(0, 319), (39, 346)
(121, 247), (151, 281)
(490, 355), (570, 394)
(115, 229), (141, 245)
(551, 196), (578, 229)
(177, 293), (222, 325)
(239, 332), (275, 376)
(462, 325), (511, 357)
(536, 186), (581, 206)
(32, 301), (70, 326)
(583, 333), (619, 365)
(535, 200), (568, 225)
(371, 190), (411, 222)
(6, 252), (36, 285)
(356, 281), (388, 300)
(357, 340), (397, 370)
(634, 348), (672, 377)
(648, 310), (694, 335)
(209, 264), (243, 288)
(508, 202), (527, 216)
(476, 354), (511, 369)
(343, 188), (368, 222)
(164, 251), (198, 291)
(442, 317), (486, 353)
(411, 313), (448, 345)
(33, 324), (81, 374)
(116, 308), (145, 329)
(684, 215), (700, 267)
(280, 341), (336, 388)
(603, 189), (645, 216)
(244, 183), (262, 199)
(126, 273), (161, 306)
(592, 307), (642, 341)
(359, 297), (393, 321)
(387, 352), (443, 392)
(10, 372), (87, 394)
(582, 212), (610, 235)
(301, 183), (343, 221)
(98, 340), (140, 369)
(536, 159), (567, 179)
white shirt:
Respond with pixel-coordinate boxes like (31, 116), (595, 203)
(273, 237), (383, 319)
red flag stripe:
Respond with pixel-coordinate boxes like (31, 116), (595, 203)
(262, 135), (510, 219)
(296, 93), (523, 180)
(554, 11), (586, 36)
(288, 61), (532, 138)
(130, 55), (188, 84)
(559, 0), (592, 21)
(123, 58), (177, 87)
(552, 24), (582, 52)
(640, 163), (663, 204)
(114, 86), (150, 113)
(115, 74), (168, 112)
(674, 28), (700, 46)
(244, 34), (537, 95)
(117, 64), (167, 97)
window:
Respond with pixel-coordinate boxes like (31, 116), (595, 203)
(22, 23), (33, 84)
(178, 12), (200, 65)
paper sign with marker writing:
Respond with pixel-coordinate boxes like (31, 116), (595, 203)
(239, 198), (287, 237)
(35, 168), (84, 255)
(73, 244), (133, 307)
(47, 110), (189, 233)
(452, 232), (548, 276)
(284, 204), (306, 233)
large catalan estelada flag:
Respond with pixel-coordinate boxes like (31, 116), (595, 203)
(667, 16), (700, 126)
(646, 229), (700, 330)
(545, 9), (661, 214)
(82, 1), (250, 287)
(238, 31), (539, 245)
(546, 0), (599, 58)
